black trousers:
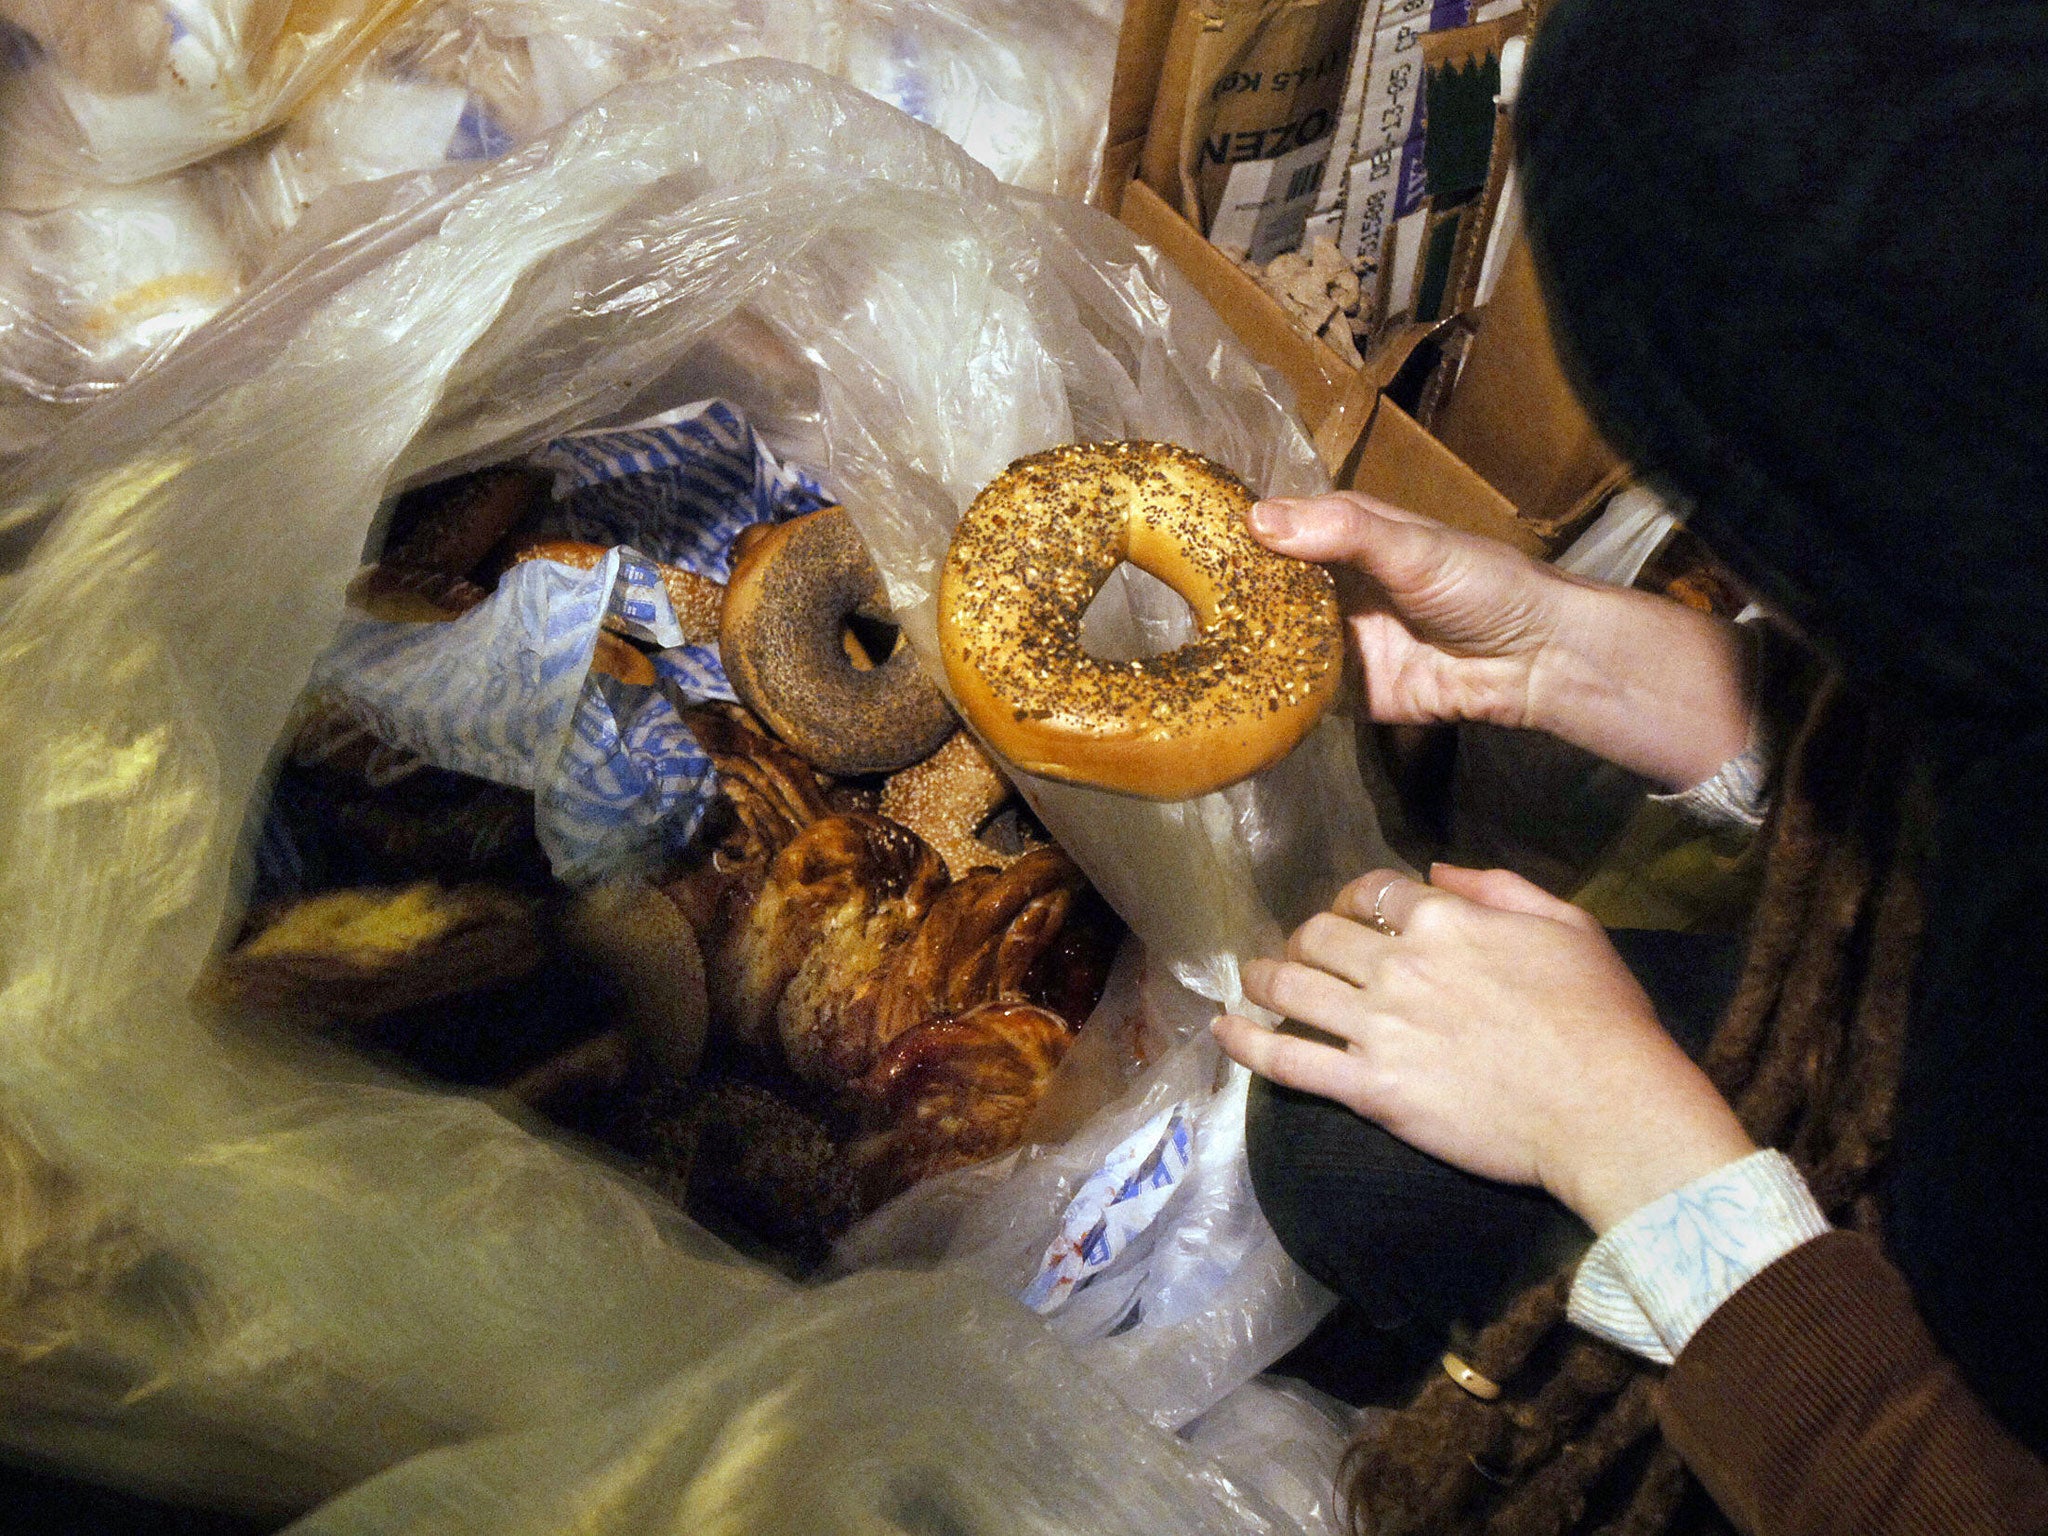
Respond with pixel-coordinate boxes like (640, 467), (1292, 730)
(1247, 929), (1747, 1397)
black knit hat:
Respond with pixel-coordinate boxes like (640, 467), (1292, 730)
(1515, 0), (2048, 726)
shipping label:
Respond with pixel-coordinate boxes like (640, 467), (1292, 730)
(1208, 133), (1337, 263)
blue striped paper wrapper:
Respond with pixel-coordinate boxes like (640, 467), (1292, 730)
(292, 400), (828, 886)
(533, 398), (829, 584)
(1020, 1104), (1197, 1316)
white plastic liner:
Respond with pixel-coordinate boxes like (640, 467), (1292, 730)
(0, 60), (1396, 1531)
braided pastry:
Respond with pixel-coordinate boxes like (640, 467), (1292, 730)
(660, 704), (835, 939)
(851, 1002), (1077, 1204)
(712, 823), (1109, 1199)
(717, 812), (947, 1073)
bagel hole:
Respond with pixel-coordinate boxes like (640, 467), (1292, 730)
(1079, 562), (1198, 663)
(841, 613), (901, 671)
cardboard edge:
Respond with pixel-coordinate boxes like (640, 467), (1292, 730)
(1096, 0), (1184, 212)
(1432, 224), (1621, 533)
(1119, 178), (1353, 431)
(1352, 398), (1546, 556)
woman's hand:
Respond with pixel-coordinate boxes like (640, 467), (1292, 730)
(1248, 492), (1574, 730)
(1212, 863), (1755, 1232)
(1250, 493), (1755, 791)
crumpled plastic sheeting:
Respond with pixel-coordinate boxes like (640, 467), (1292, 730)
(0, 0), (431, 202)
(838, 949), (1340, 1431)
(0, 168), (246, 459)
(1, 60), (1382, 1530)
(282, 1269), (1294, 1536)
(1, 0), (1121, 464)
(1183, 1374), (1376, 1536)
(0, 0), (1118, 200)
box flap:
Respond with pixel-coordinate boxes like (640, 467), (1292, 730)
(1430, 223), (1620, 536)
(1349, 396), (1546, 554)
(1121, 177), (1353, 429)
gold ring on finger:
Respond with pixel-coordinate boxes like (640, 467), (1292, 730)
(1370, 877), (1402, 938)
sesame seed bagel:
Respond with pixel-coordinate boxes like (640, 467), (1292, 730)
(881, 729), (1024, 879)
(720, 506), (956, 775)
(938, 442), (1343, 801)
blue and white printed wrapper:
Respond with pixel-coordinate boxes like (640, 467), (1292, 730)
(534, 399), (831, 707)
(1021, 1103), (1196, 1320)
(301, 400), (829, 885)
(534, 400), (829, 581)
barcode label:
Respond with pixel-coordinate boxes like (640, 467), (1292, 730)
(1208, 134), (1337, 265)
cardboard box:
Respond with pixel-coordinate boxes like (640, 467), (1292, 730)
(1096, 0), (1186, 212)
(1120, 177), (1544, 555)
(1429, 223), (1622, 536)
(1121, 175), (1356, 427)
(1136, 0), (1360, 258)
(1106, 0), (1619, 550)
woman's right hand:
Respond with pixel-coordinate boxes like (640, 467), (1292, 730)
(1248, 492), (1576, 732)
(1250, 492), (1756, 791)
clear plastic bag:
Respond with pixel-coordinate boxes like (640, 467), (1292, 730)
(0, 169), (242, 458)
(0, 0), (1117, 205)
(1554, 482), (1680, 586)
(838, 946), (1344, 1432)
(1183, 1374), (1379, 1536)
(2, 59), (1384, 1531)
(3, 0), (1122, 477)
(0, 0), (431, 203)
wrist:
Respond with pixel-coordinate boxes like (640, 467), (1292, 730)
(1555, 1086), (1758, 1235)
(1526, 578), (1753, 790)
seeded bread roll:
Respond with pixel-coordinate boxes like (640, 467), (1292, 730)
(880, 729), (1024, 879)
(938, 442), (1343, 800)
(720, 507), (955, 775)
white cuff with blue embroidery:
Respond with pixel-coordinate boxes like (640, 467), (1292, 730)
(1566, 1149), (1831, 1366)
(1648, 734), (1774, 831)
(1647, 609), (1775, 832)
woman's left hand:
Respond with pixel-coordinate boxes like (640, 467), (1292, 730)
(1212, 864), (1756, 1233)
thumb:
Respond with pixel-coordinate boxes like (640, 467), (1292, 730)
(1249, 494), (1448, 590)
(1428, 863), (1600, 931)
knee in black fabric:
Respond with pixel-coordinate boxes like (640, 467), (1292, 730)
(1240, 932), (1736, 1341)
(1244, 1074), (1581, 1337)
(1605, 928), (1747, 1061)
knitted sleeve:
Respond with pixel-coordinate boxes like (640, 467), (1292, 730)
(1660, 1230), (2048, 1536)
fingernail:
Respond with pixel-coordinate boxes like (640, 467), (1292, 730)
(1249, 500), (1297, 538)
